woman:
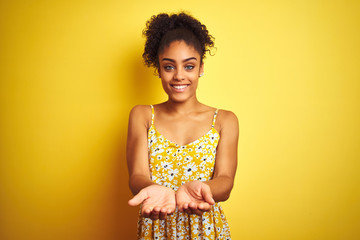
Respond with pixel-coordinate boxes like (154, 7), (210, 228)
(127, 12), (239, 239)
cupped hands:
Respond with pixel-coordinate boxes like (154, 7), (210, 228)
(128, 181), (215, 220)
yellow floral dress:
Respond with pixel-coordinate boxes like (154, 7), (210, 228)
(137, 105), (231, 240)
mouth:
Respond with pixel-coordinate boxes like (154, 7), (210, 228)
(170, 84), (189, 92)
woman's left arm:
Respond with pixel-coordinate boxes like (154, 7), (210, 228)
(205, 110), (239, 202)
(176, 110), (239, 215)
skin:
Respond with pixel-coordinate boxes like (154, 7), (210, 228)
(127, 40), (239, 220)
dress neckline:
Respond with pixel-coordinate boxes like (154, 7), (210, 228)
(150, 124), (219, 148)
(149, 105), (219, 147)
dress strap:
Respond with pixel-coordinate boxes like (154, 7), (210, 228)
(212, 109), (219, 128)
(150, 105), (154, 125)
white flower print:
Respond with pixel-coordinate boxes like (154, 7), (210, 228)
(168, 168), (179, 181)
(196, 173), (206, 181)
(151, 145), (164, 156)
(183, 162), (198, 179)
(160, 161), (172, 171)
(208, 132), (218, 144)
(200, 156), (207, 165)
(184, 155), (193, 162)
(192, 225), (200, 235)
(149, 134), (157, 145)
(200, 155), (214, 166)
(151, 175), (158, 181)
(195, 143), (206, 153)
(202, 216), (210, 225)
(204, 223), (213, 236)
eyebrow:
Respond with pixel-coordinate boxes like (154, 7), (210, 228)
(161, 57), (197, 62)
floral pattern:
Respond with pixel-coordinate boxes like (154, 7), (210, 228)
(137, 105), (231, 239)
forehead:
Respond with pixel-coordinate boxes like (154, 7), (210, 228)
(159, 40), (201, 60)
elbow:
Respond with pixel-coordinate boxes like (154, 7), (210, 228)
(217, 180), (234, 202)
(128, 177), (136, 195)
(221, 187), (233, 202)
(224, 190), (232, 201)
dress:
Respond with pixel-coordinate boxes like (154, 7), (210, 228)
(137, 105), (231, 240)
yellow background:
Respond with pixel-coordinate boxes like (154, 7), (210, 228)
(1, 0), (359, 239)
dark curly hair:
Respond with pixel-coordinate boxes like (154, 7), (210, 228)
(142, 12), (215, 71)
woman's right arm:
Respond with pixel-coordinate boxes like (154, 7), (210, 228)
(126, 105), (176, 220)
(126, 105), (154, 194)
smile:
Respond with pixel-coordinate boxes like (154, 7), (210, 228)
(171, 84), (189, 92)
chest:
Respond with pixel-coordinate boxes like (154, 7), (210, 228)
(153, 114), (215, 147)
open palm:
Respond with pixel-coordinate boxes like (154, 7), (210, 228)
(128, 184), (176, 220)
(176, 180), (215, 216)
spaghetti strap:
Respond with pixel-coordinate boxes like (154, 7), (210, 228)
(212, 109), (219, 128)
(150, 105), (154, 125)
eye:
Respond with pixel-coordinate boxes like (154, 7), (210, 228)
(185, 65), (195, 70)
(164, 65), (175, 71)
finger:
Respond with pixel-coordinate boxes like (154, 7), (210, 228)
(183, 203), (192, 215)
(128, 190), (148, 207)
(142, 206), (153, 218)
(198, 202), (211, 212)
(150, 207), (160, 220)
(182, 203), (189, 211)
(202, 185), (215, 205)
(167, 206), (175, 215)
(178, 202), (188, 212)
(177, 203), (184, 212)
(188, 202), (198, 211)
(159, 208), (168, 220)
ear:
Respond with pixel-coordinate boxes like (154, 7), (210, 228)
(199, 62), (204, 77)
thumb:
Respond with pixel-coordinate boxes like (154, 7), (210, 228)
(201, 184), (215, 205)
(128, 190), (148, 207)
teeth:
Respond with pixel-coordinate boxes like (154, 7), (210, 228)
(173, 85), (187, 89)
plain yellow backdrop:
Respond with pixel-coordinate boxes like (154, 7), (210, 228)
(1, 0), (359, 239)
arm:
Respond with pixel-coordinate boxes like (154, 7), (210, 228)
(205, 110), (239, 202)
(126, 105), (154, 194)
(176, 110), (239, 215)
(126, 105), (176, 220)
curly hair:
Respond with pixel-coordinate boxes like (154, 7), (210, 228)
(142, 12), (215, 71)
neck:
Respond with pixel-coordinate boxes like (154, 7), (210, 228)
(164, 97), (202, 114)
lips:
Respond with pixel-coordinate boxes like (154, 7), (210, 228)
(171, 84), (189, 92)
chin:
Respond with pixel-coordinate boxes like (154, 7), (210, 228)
(168, 94), (196, 103)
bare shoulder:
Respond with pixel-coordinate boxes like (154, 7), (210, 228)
(216, 109), (239, 133)
(128, 105), (152, 129)
(129, 105), (151, 116)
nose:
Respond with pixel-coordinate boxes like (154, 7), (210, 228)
(174, 68), (185, 81)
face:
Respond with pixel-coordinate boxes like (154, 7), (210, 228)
(158, 40), (204, 103)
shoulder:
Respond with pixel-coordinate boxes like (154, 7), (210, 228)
(217, 109), (238, 121)
(128, 105), (152, 129)
(129, 105), (152, 116)
(216, 109), (239, 133)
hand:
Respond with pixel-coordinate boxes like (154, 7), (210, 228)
(128, 184), (176, 220)
(176, 180), (215, 216)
